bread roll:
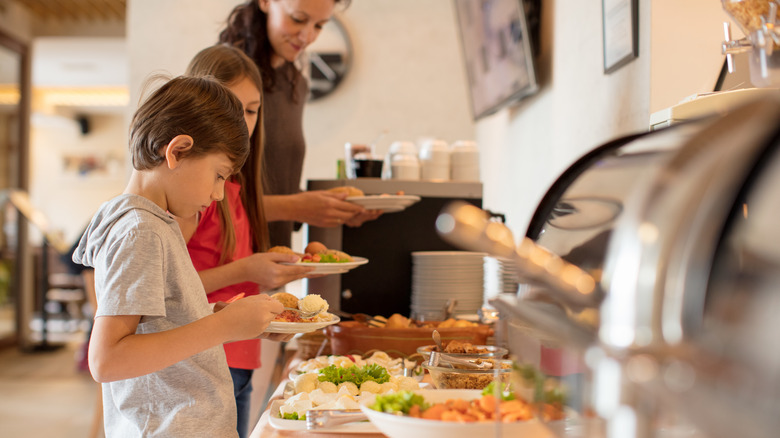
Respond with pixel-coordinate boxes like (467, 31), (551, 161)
(271, 292), (299, 309)
(328, 186), (364, 197)
(384, 313), (410, 329)
(305, 241), (328, 255)
(268, 246), (296, 255)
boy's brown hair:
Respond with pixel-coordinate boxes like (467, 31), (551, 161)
(130, 75), (249, 173)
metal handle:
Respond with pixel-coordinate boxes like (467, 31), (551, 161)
(723, 22), (735, 72)
(306, 409), (367, 429)
(436, 201), (602, 311)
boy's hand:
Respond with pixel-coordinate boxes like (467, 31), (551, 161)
(219, 294), (282, 341)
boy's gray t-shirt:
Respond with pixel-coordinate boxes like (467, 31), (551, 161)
(73, 194), (237, 437)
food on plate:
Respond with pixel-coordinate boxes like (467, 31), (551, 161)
(279, 363), (420, 420)
(299, 294), (328, 316)
(317, 363), (390, 386)
(295, 351), (410, 376)
(268, 242), (355, 263)
(268, 245), (299, 256)
(271, 293), (332, 322)
(300, 241), (354, 263)
(378, 190), (405, 196)
(325, 249), (353, 262)
(278, 387), (363, 420)
(304, 241), (328, 255)
(270, 292), (299, 309)
(328, 185), (365, 197)
(369, 391), (428, 415)
(369, 390), (540, 423)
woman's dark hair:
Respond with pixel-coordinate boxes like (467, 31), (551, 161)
(130, 75), (249, 173)
(218, 0), (350, 98)
(187, 44), (270, 261)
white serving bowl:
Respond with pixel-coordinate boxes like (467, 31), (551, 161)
(360, 389), (555, 438)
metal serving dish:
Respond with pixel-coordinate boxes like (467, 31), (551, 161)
(437, 94), (780, 438)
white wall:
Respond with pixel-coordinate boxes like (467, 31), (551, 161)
(650, 0), (741, 113)
(478, 1), (653, 236)
(303, 1), (474, 179)
(127, 0), (475, 179)
(29, 112), (127, 244)
(124, 0), (747, 244)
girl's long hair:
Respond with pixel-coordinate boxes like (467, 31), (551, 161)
(186, 44), (270, 263)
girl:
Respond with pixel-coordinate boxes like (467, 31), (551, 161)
(179, 44), (312, 438)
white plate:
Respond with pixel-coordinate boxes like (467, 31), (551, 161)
(283, 257), (368, 275)
(266, 314), (340, 334)
(346, 195), (421, 213)
(360, 389), (556, 438)
(267, 400), (377, 434)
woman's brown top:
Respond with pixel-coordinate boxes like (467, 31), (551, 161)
(263, 64), (308, 248)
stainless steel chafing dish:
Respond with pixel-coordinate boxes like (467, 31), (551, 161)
(437, 94), (780, 438)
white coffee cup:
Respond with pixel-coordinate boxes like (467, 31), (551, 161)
(421, 163), (448, 181)
(385, 141), (418, 179)
(419, 139), (450, 181)
(391, 153), (420, 180)
(450, 140), (480, 181)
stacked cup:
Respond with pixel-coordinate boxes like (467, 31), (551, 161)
(387, 141), (420, 180)
(450, 140), (480, 182)
(419, 139), (450, 181)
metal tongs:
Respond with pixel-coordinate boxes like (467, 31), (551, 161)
(426, 350), (493, 370)
(427, 330), (492, 370)
(283, 307), (320, 319)
(306, 409), (367, 430)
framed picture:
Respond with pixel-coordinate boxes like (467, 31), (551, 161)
(454, 0), (539, 121)
(602, 0), (639, 74)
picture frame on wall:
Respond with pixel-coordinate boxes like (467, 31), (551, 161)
(453, 0), (539, 121)
(602, 0), (639, 74)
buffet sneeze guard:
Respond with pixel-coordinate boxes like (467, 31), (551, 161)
(437, 95), (780, 438)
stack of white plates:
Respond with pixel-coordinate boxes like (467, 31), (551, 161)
(484, 256), (520, 299)
(411, 251), (486, 319)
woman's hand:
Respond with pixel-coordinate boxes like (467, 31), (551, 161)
(266, 190), (383, 228)
(344, 209), (383, 227)
(291, 190), (366, 227)
(237, 252), (314, 292)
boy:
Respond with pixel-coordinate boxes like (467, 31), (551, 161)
(72, 75), (282, 437)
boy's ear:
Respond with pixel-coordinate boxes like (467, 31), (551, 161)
(164, 135), (194, 169)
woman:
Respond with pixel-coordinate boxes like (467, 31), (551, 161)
(219, 0), (381, 249)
